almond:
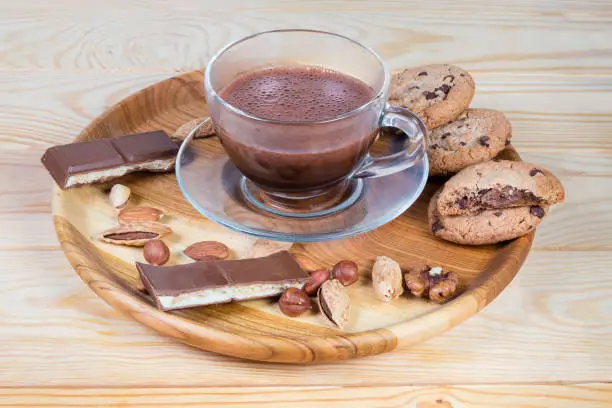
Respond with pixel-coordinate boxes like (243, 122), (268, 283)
(184, 241), (230, 261)
(100, 222), (172, 247)
(118, 206), (163, 225)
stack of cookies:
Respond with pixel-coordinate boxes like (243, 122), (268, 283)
(389, 64), (565, 245)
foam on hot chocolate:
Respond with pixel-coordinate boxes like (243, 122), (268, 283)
(220, 65), (373, 122)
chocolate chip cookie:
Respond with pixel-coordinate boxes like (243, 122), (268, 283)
(428, 188), (548, 245)
(428, 109), (512, 176)
(437, 160), (565, 216)
(389, 64), (475, 129)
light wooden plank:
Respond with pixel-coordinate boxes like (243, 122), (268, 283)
(0, 0), (612, 11)
(0, 6), (610, 74)
(0, 72), (173, 149)
(1, 384), (612, 407)
(1, 0), (611, 391)
(3, 0), (612, 12)
(0, 247), (610, 386)
(0, 72), (610, 151)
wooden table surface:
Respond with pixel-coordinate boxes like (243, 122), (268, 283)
(1, 0), (611, 406)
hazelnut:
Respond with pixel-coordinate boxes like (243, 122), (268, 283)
(302, 269), (330, 296)
(143, 240), (170, 266)
(331, 260), (359, 286)
(278, 287), (312, 317)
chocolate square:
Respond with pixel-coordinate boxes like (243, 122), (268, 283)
(222, 252), (307, 284)
(137, 262), (229, 297)
(41, 139), (125, 186)
(111, 131), (178, 162)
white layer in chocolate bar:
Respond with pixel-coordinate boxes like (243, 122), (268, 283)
(136, 251), (309, 311)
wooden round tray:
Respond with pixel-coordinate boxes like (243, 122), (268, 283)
(52, 71), (532, 363)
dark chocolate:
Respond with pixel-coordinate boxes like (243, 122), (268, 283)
(41, 130), (178, 188)
(137, 251), (309, 310)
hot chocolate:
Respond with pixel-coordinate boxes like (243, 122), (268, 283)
(216, 65), (378, 191)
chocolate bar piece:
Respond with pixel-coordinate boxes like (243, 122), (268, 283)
(137, 251), (309, 311)
(41, 130), (179, 189)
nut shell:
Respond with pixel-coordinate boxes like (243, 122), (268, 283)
(118, 206), (163, 224)
(404, 266), (459, 303)
(429, 273), (458, 303)
(371, 256), (404, 302)
(317, 279), (350, 329)
(109, 184), (131, 209)
(143, 240), (170, 266)
(184, 241), (230, 261)
(404, 269), (429, 298)
(100, 222), (172, 247)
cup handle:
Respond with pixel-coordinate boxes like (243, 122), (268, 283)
(353, 105), (428, 179)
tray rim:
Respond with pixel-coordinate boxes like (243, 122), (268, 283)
(50, 70), (534, 363)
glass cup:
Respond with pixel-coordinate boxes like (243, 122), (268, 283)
(204, 29), (427, 218)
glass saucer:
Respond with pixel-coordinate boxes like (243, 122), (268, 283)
(175, 133), (428, 242)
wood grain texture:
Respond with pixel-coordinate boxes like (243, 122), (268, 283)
(1, 2), (611, 74)
(2, 71), (610, 153)
(2, 249), (611, 387)
(47, 72), (534, 363)
(2, 0), (612, 403)
(1, 384), (612, 407)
